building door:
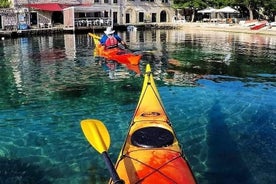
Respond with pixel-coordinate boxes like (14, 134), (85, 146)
(30, 12), (37, 26)
(52, 12), (63, 24)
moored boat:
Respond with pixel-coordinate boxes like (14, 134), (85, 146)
(270, 22), (276, 27)
(88, 33), (142, 65)
(250, 20), (268, 30)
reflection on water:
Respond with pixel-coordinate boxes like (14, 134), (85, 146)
(0, 30), (275, 184)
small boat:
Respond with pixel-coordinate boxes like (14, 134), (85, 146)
(240, 19), (258, 27)
(81, 64), (196, 184)
(88, 33), (142, 65)
(269, 22), (276, 27)
(109, 64), (196, 183)
(250, 20), (268, 30)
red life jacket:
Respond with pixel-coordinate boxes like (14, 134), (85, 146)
(105, 36), (118, 49)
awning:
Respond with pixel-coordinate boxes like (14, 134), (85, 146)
(26, 3), (69, 11)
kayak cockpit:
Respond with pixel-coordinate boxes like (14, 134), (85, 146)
(131, 126), (174, 148)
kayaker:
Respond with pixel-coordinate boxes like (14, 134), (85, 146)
(100, 27), (126, 49)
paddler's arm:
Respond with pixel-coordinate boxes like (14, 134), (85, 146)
(120, 40), (127, 47)
(114, 34), (126, 47)
(100, 34), (107, 45)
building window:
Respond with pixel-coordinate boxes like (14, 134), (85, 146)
(114, 0), (118, 3)
(126, 13), (130, 23)
(95, 0), (100, 3)
(139, 12), (144, 22)
(138, 31), (144, 42)
(162, 0), (168, 3)
(113, 12), (118, 24)
(152, 13), (156, 22)
(104, 0), (109, 3)
(103, 11), (108, 17)
(160, 10), (167, 22)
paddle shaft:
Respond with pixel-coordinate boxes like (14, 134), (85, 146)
(102, 151), (125, 184)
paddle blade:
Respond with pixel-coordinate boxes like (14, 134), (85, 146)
(88, 33), (101, 44)
(81, 119), (110, 154)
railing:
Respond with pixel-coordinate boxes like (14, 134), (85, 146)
(2, 13), (17, 30)
(74, 17), (112, 27)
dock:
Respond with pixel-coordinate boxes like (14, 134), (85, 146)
(0, 23), (181, 39)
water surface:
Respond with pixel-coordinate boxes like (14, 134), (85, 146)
(0, 30), (275, 184)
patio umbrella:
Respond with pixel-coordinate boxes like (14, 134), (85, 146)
(198, 7), (216, 14)
(216, 6), (239, 18)
(198, 7), (216, 19)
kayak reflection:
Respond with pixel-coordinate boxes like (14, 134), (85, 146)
(97, 58), (140, 80)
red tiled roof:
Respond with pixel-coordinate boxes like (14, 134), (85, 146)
(26, 3), (69, 11)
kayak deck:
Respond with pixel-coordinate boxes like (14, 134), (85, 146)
(110, 64), (196, 184)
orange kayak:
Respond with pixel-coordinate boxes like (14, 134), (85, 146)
(88, 33), (142, 65)
(109, 64), (197, 184)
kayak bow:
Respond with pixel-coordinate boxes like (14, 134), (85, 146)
(80, 64), (196, 183)
(109, 64), (197, 184)
(88, 33), (142, 65)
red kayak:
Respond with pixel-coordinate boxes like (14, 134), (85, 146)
(89, 33), (142, 65)
(250, 20), (268, 30)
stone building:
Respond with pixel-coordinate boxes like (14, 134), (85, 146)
(0, 0), (175, 30)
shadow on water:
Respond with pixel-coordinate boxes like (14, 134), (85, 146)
(205, 100), (254, 184)
(0, 157), (50, 184)
(242, 107), (276, 183)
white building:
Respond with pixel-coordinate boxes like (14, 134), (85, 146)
(1, 0), (175, 30)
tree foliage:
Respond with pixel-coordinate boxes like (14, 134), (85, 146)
(173, 0), (276, 21)
(0, 0), (11, 8)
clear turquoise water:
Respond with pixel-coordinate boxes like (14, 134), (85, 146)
(0, 30), (275, 184)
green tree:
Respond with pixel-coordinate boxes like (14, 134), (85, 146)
(234, 0), (276, 20)
(172, 0), (207, 22)
(0, 0), (11, 8)
(235, 0), (255, 20)
(261, 0), (276, 21)
(173, 0), (275, 21)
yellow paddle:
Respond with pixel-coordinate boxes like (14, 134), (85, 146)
(81, 119), (124, 184)
(88, 33), (101, 45)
